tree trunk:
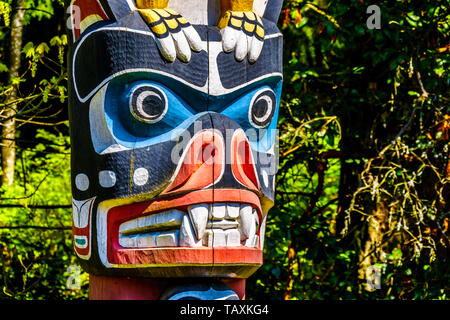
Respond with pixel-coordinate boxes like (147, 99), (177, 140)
(1, 0), (25, 187)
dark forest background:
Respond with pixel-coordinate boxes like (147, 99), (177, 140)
(0, 0), (448, 300)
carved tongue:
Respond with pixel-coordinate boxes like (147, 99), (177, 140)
(188, 204), (209, 240)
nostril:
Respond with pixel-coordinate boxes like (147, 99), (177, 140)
(161, 130), (225, 194)
(231, 130), (259, 191)
(201, 142), (217, 164)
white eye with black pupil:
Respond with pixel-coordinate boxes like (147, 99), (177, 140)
(249, 89), (276, 128)
(129, 85), (168, 123)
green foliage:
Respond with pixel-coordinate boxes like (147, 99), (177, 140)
(0, 128), (88, 300)
(247, 0), (449, 300)
(0, 0), (448, 300)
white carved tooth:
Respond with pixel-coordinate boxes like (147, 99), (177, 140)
(119, 236), (137, 248)
(259, 216), (267, 250)
(156, 232), (179, 247)
(188, 204), (209, 240)
(204, 230), (213, 247)
(119, 210), (184, 235)
(119, 219), (138, 235)
(253, 235), (260, 248)
(137, 210), (184, 231)
(212, 229), (226, 247)
(243, 214), (257, 248)
(239, 204), (253, 240)
(225, 229), (241, 247)
(211, 203), (226, 221)
(226, 203), (240, 220)
(253, 209), (260, 230)
(180, 214), (202, 247)
(136, 234), (156, 248)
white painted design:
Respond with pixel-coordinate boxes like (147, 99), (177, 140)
(74, 235), (88, 249)
(75, 173), (89, 191)
(262, 169), (269, 188)
(99, 170), (116, 188)
(89, 84), (130, 154)
(133, 168), (149, 186)
(72, 196), (96, 260)
(72, 197), (96, 228)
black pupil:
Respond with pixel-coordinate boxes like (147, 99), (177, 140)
(141, 94), (164, 118)
(131, 86), (166, 122)
(253, 98), (269, 118)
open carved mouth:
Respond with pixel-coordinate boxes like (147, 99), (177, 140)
(118, 203), (261, 249)
(97, 188), (267, 277)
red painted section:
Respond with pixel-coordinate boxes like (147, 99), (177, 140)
(112, 247), (262, 265)
(72, 0), (109, 41)
(89, 275), (246, 300)
(72, 199), (94, 257)
(89, 275), (168, 300)
(162, 130), (224, 194)
(231, 130), (260, 191)
(223, 279), (246, 300)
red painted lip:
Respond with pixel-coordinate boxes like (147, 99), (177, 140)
(106, 189), (264, 267)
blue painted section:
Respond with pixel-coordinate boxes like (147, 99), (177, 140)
(105, 79), (205, 149)
(220, 80), (283, 153)
(102, 74), (282, 152)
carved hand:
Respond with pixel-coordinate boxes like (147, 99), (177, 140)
(137, 1), (203, 63)
(218, 10), (265, 63)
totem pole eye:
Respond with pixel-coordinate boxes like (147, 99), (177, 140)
(248, 89), (276, 129)
(129, 85), (168, 124)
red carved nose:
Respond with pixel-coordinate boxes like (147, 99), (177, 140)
(162, 130), (224, 194)
(231, 130), (259, 191)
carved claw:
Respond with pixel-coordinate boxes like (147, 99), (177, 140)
(218, 11), (265, 63)
(137, 8), (203, 63)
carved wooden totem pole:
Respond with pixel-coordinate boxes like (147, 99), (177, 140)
(68, 0), (283, 300)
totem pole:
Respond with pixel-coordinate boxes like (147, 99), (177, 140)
(68, 0), (283, 300)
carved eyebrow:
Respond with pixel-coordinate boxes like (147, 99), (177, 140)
(72, 27), (209, 103)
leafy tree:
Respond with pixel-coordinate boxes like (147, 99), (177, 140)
(0, 0), (448, 300)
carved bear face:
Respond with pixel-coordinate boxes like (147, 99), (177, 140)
(68, 0), (283, 278)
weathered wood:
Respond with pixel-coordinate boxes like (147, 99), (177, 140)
(68, 0), (283, 300)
